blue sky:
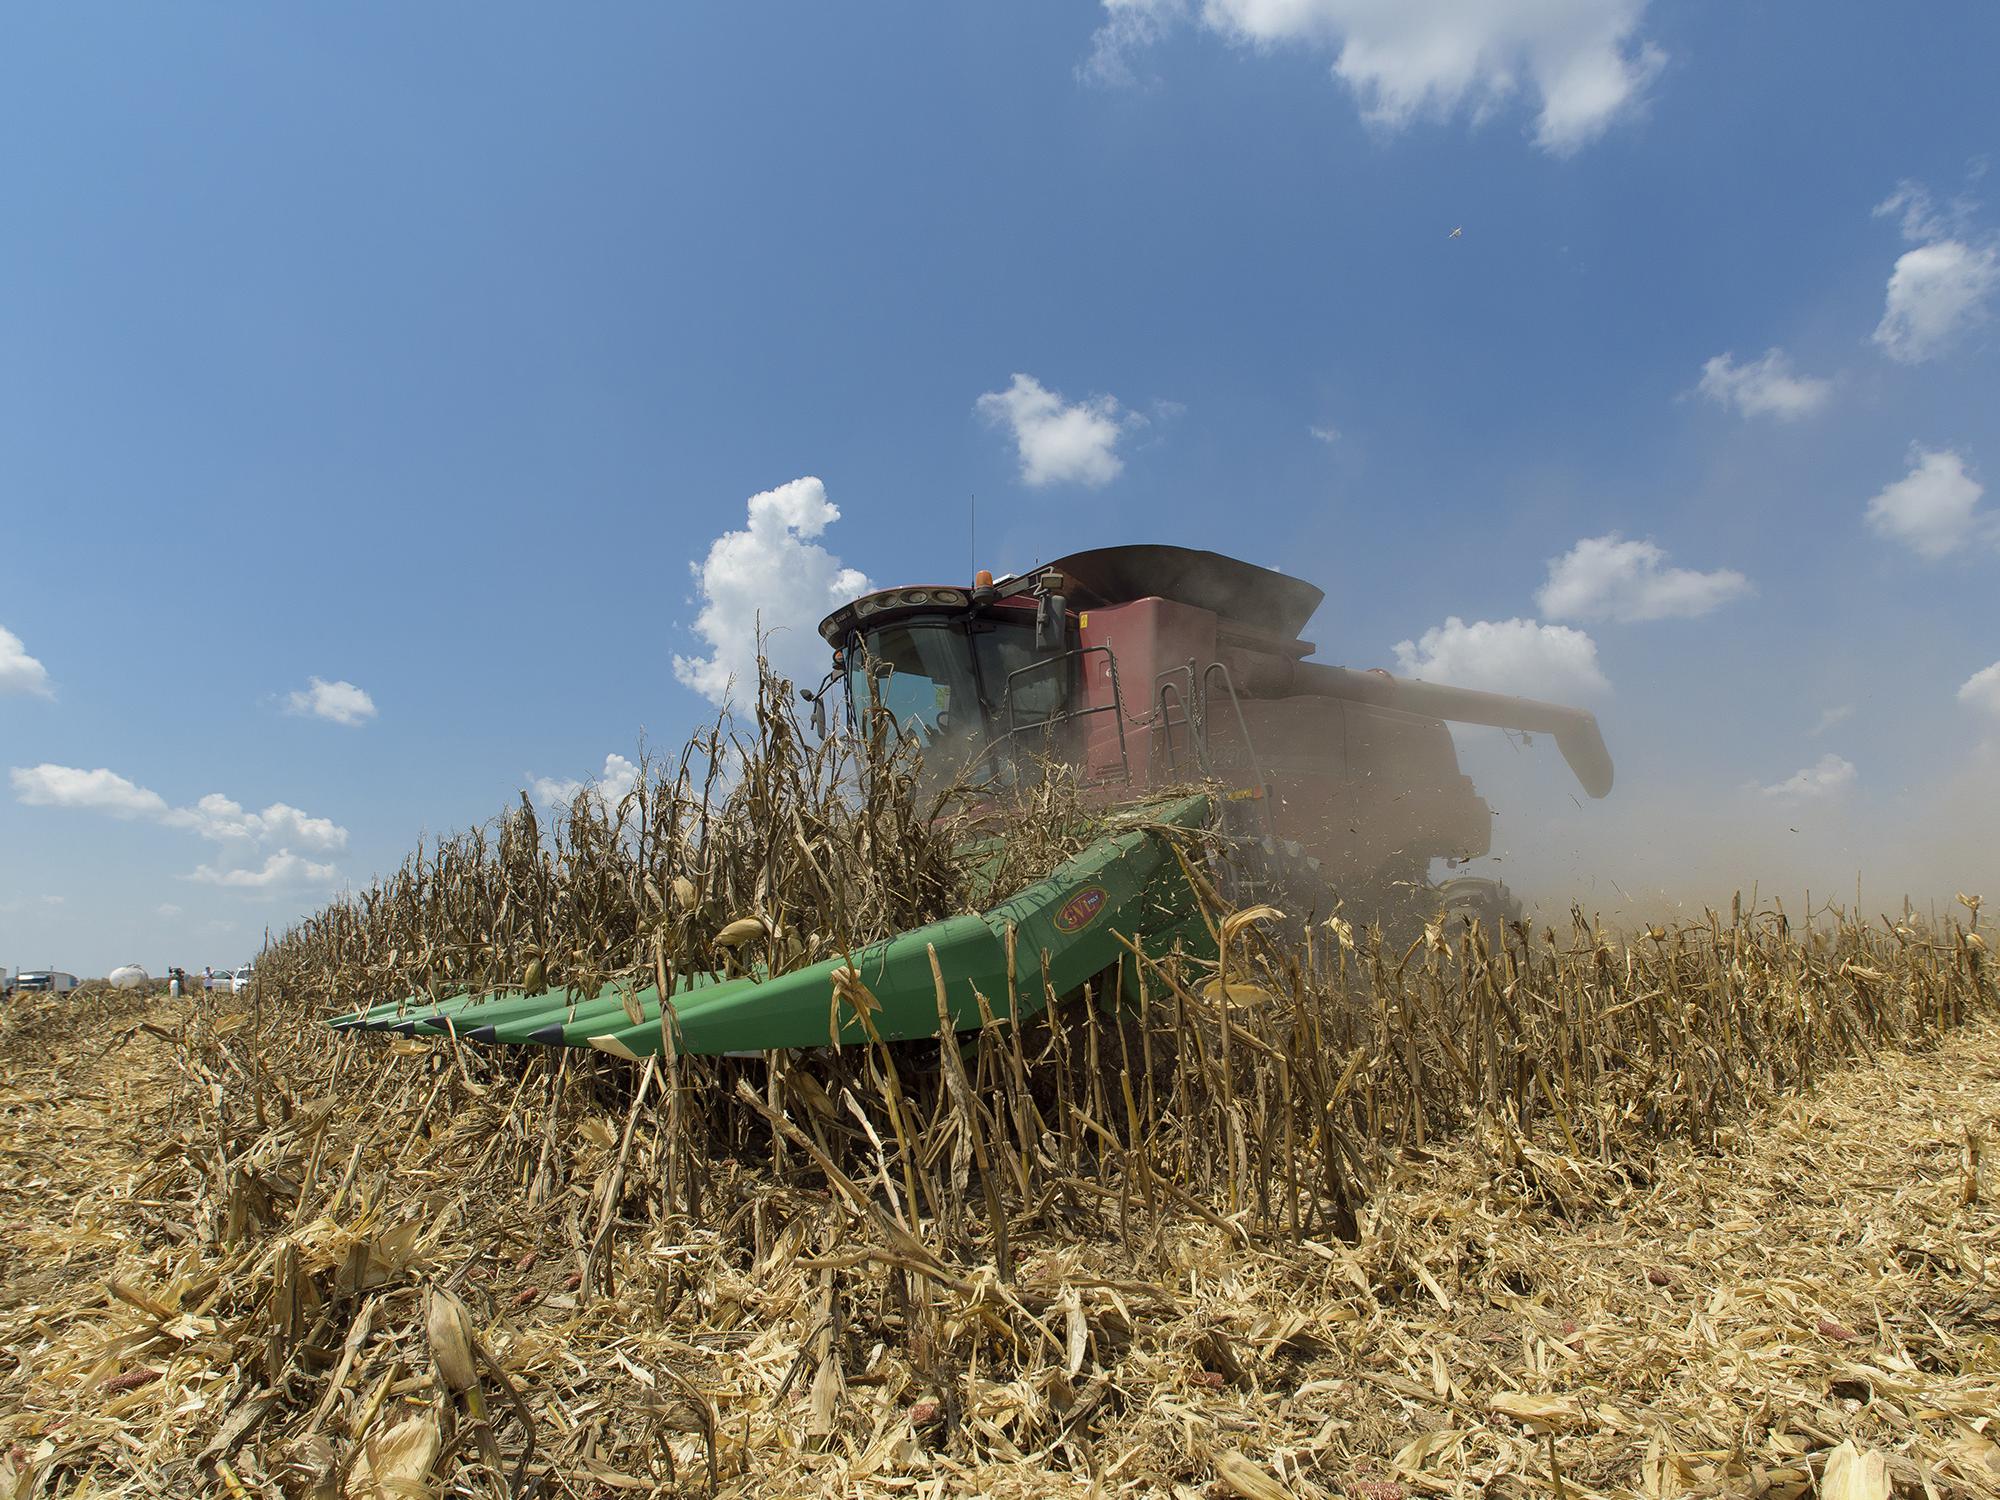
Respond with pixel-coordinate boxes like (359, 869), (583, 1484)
(4, 3), (1997, 975)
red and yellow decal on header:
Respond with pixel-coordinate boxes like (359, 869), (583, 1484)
(1052, 884), (1109, 934)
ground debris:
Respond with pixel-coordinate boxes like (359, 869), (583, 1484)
(3, 899), (1996, 1496)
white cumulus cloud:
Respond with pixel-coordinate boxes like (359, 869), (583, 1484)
(1761, 753), (1857, 801)
(1081, 0), (1186, 86)
(1536, 534), (1751, 624)
(1086, 0), (1662, 154)
(1392, 617), (1608, 699)
(672, 477), (871, 707)
(975, 374), (1135, 488)
(1871, 183), (1998, 363)
(165, 793), (347, 852)
(11, 764), (170, 819)
(529, 775), (585, 808)
(530, 752), (641, 819)
(10, 763), (348, 890)
(0, 626), (52, 697)
(1864, 446), (1988, 560)
(1875, 241), (1999, 363)
(186, 851), (341, 890)
(1959, 662), (2000, 720)
(1877, 181), (1956, 244)
(286, 677), (377, 726)
(1695, 349), (1833, 420)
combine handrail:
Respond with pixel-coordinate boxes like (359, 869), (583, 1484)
(1153, 664), (1202, 778)
(1003, 646), (1131, 786)
(1198, 660), (1275, 836)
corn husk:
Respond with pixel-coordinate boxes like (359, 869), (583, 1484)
(1820, 1440), (1892, 1500)
(344, 1413), (438, 1498)
(1214, 1450), (1293, 1498)
(713, 916), (770, 949)
(1488, 1392), (1582, 1430)
(423, 1288), (477, 1394)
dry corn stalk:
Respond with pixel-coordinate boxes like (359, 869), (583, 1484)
(15, 656), (1990, 1498)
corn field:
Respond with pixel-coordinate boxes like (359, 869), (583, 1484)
(2, 670), (1994, 1497)
(255, 668), (1098, 1021)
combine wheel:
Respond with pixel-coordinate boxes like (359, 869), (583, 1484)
(1431, 875), (1523, 946)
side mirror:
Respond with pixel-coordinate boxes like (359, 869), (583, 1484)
(804, 670), (841, 738)
(1036, 592), (1067, 650)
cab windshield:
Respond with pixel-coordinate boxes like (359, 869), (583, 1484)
(847, 616), (982, 750)
(843, 611), (1072, 785)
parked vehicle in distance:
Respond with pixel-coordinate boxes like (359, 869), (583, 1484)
(231, 966), (253, 994)
(15, 971), (81, 994)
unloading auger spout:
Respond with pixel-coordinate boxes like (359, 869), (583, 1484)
(1281, 662), (1614, 800)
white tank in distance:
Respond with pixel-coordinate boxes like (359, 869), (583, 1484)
(108, 964), (150, 990)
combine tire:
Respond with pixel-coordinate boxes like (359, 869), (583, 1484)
(1432, 876), (1523, 944)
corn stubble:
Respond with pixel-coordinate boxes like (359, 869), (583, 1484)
(2, 668), (1994, 1497)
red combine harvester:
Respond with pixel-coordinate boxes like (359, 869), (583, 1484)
(818, 544), (1613, 928)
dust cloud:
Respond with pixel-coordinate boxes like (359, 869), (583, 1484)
(1435, 730), (1999, 930)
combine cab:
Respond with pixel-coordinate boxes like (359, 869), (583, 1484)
(337, 545), (1611, 1057)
